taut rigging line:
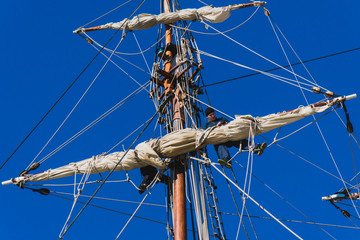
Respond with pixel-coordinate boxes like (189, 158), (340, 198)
(0, 0), (146, 172)
(203, 47), (360, 88)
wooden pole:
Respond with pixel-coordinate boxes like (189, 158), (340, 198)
(163, 1), (186, 239)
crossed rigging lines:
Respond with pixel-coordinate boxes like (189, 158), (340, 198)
(2, 46), (359, 171)
(2, 2), (360, 239)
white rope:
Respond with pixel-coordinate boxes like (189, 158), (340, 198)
(315, 121), (360, 218)
(198, 162), (212, 239)
(267, 107), (335, 147)
(59, 158), (94, 238)
(78, 0), (133, 29)
(133, 32), (152, 73)
(200, 21), (323, 89)
(28, 35), (126, 168)
(222, 211), (360, 230)
(115, 178), (157, 239)
(271, 18), (324, 90)
(84, 34), (151, 75)
(236, 126), (256, 239)
(29, 32), (131, 166)
(38, 81), (150, 164)
(187, 94), (235, 120)
(179, 86), (198, 129)
(267, 15), (310, 106)
(88, 40), (151, 92)
(211, 163), (303, 240)
(198, 49), (314, 92)
(189, 160), (204, 239)
(54, 191), (166, 207)
(233, 159), (337, 239)
(106, 117), (151, 154)
(272, 141), (356, 189)
(265, 15), (360, 219)
(84, 32), (166, 56)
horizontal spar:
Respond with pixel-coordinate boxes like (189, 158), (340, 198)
(2, 93), (356, 186)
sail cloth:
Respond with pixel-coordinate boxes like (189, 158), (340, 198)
(74, 3), (263, 33)
(12, 98), (343, 184)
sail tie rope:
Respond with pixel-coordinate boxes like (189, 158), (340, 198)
(59, 158), (93, 238)
(234, 124), (256, 238)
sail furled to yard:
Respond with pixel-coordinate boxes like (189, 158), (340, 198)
(6, 96), (347, 185)
(74, 3), (265, 33)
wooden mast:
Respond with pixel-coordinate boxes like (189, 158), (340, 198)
(163, 0), (186, 239)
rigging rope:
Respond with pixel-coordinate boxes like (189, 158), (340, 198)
(115, 172), (160, 239)
(220, 211), (360, 230)
(265, 14), (360, 220)
(50, 192), (169, 225)
(220, 165), (251, 240)
(200, 21), (323, 90)
(198, 49), (316, 92)
(37, 81), (151, 165)
(0, 0), (146, 172)
(83, 31), (166, 56)
(267, 14), (310, 107)
(78, 0), (133, 29)
(58, 99), (163, 239)
(203, 47), (360, 88)
(269, 15), (320, 87)
(211, 163), (304, 240)
(233, 159), (337, 239)
(29, 32), (129, 168)
(89, 42), (152, 90)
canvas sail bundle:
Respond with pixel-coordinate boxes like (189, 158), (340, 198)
(74, 3), (265, 33)
(3, 96), (351, 185)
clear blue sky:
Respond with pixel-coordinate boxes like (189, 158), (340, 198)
(1, 0), (360, 239)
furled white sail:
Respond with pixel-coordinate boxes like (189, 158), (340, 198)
(2, 95), (355, 185)
(74, 3), (264, 33)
